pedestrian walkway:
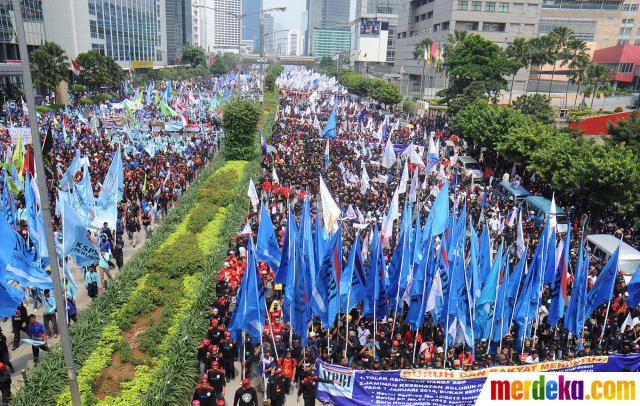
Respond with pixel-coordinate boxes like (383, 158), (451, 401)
(1, 228), (150, 391)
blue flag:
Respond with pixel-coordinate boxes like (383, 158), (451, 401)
(256, 204), (282, 272)
(2, 170), (16, 229)
(364, 227), (388, 319)
(340, 234), (365, 313)
(628, 264), (640, 308)
(62, 198), (99, 266)
(425, 182), (449, 236)
(548, 228), (570, 327)
(514, 236), (545, 348)
(478, 225), (491, 280)
(565, 236), (589, 337)
(164, 80), (171, 102)
(543, 227), (557, 286)
(584, 245), (620, 320)
(0, 278), (25, 317)
(275, 206), (297, 285)
(59, 149), (82, 191)
(146, 81), (153, 105)
(322, 109), (337, 138)
(315, 226), (342, 328)
(357, 108), (366, 125)
(474, 242), (504, 340)
(0, 210), (53, 290)
(229, 238), (266, 343)
(95, 148), (124, 229)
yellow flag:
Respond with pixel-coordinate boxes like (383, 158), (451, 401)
(11, 133), (24, 182)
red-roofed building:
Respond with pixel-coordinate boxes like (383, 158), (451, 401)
(592, 45), (640, 88)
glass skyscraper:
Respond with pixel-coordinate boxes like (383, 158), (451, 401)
(243, 0), (261, 52)
(88, 0), (163, 62)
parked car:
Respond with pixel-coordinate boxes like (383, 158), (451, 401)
(457, 156), (483, 182)
(586, 234), (640, 280)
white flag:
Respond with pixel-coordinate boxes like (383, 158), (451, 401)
(319, 176), (342, 234)
(238, 223), (252, 235)
(344, 204), (357, 220)
(247, 178), (259, 212)
(409, 146), (425, 168)
(409, 167), (419, 203)
(426, 269), (443, 313)
(360, 166), (370, 195)
(398, 161), (409, 194)
(381, 187), (400, 242)
(549, 193), (557, 229)
(517, 209), (526, 258)
(272, 167), (280, 184)
(381, 138), (396, 169)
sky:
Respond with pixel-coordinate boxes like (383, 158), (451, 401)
(263, 0), (356, 32)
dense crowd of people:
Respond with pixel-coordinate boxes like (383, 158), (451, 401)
(192, 67), (639, 405)
(0, 70), (261, 402)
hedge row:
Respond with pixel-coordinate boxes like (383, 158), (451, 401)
(11, 154), (227, 405)
(138, 93), (274, 405)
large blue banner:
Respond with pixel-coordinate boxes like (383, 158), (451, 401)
(316, 354), (640, 405)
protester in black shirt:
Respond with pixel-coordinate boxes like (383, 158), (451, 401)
(233, 378), (258, 406)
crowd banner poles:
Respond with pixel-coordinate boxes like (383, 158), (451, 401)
(344, 284), (352, 359)
(599, 280), (616, 346)
(12, 0), (82, 403)
(242, 331), (246, 380)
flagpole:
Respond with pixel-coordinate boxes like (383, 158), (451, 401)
(462, 248), (476, 353)
(598, 274), (617, 346)
(344, 278), (352, 359)
(486, 249), (504, 354)
(12, 0), (81, 402)
(265, 301), (279, 362)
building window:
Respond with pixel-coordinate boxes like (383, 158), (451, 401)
(442, 21), (450, 31)
(485, 2), (496, 11)
(427, 11), (433, 18)
(482, 22), (506, 32)
(90, 20), (98, 38)
(499, 2), (509, 12)
(471, 1), (482, 11)
(91, 43), (104, 54)
(433, 23), (439, 32)
(456, 21), (479, 31)
(88, 0), (96, 16)
(458, 0), (469, 10)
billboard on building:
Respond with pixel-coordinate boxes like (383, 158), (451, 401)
(360, 19), (380, 37)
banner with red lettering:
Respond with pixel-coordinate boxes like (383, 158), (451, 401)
(316, 355), (640, 405)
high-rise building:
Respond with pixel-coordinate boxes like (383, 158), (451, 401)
(539, 0), (640, 48)
(43, 0), (166, 68)
(312, 27), (351, 57)
(166, 0), (193, 65)
(263, 13), (274, 55)
(306, 0), (350, 55)
(288, 29), (303, 56)
(351, 0), (400, 73)
(243, 0), (262, 52)
(393, 0), (542, 95)
(0, 0), (46, 98)
(211, 0), (241, 53)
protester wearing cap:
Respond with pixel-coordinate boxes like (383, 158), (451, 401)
(206, 360), (226, 396)
(266, 368), (286, 406)
(220, 331), (237, 382)
(193, 374), (215, 406)
(233, 378), (258, 406)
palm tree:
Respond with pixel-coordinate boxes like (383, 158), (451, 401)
(583, 63), (610, 108)
(529, 36), (556, 93)
(445, 30), (468, 54)
(563, 37), (589, 106)
(505, 38), (531, 103)
(568, 54), (590, 107)
(546, 26), (575, 96)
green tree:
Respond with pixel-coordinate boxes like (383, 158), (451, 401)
(76, 50), (126, 90)
(505, 38), (531, 103)
(445, 30), (468, 54)
(546, 26), (574, 96)
(180, 44), (207, 67)
(496, 119), (557, 164)
(264, 63), (284, 92)
(368, 79), (402, 105)
(413, 38), (433, 60)
(607, 112), (640, 153)
(512, 94), (555, 124)
(319, 55), (334, 70)
(440, 34), (518, 115)
(451, 99), (529, 149)
(30, 41), (69, 97)
(210, 53), (239, 75)
(222, 97), (260, 160)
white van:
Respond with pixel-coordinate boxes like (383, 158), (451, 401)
(586, 234), (640, 278)
(458, 156), (483, 181)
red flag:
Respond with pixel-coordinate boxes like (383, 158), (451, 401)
(22, 146), (34, 177)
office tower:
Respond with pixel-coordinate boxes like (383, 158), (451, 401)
(306, 0), (350, 55)
(166, 0), (193, 65)
(351, 0), (400, 73)
(243, 0), (262, 51)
